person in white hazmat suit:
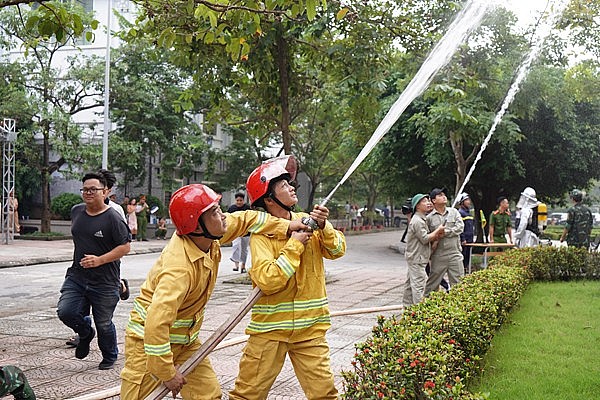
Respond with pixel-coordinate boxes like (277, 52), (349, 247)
(514, 187), (540, 248)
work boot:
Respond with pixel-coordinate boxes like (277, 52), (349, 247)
(75, 327), (95, 359)
(98, 359), (115, 370)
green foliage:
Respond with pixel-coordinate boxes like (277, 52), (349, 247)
(343, 246), (600, 399)
(50, 192), (82, 220)
(342, 261), (530, 399)
(108, 42), (208, 190)
(495, 246), (600, 281)
(130, 0), (325, 61)
(145, 194), (166, 218)
(0, 2), (102, 232)
(4, 1), (99, 52)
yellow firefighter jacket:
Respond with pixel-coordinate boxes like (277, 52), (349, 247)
(247, 212), (346, 343)
(123, 211), (290, 382)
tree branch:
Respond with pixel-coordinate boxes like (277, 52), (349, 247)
(0, 0), (48, 7)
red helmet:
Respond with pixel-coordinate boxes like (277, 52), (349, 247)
(169, 184), (222, 235)
(246, 155), (297, 206)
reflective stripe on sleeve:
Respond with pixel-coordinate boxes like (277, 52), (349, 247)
(144, 342), (172, 356)
(326, 231), (344, 255)
(275, 254), (295, 277)
(247, 211), (268, 233)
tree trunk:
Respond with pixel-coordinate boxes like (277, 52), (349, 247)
(275, 26), (292, 155)
(450, 135), (466, 199)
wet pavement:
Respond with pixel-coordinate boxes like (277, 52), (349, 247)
(0, 230), (407, 399)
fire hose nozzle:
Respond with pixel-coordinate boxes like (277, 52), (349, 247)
(301, 216), (320, 231)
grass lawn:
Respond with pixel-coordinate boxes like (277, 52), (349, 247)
(470, 281), (600, 399)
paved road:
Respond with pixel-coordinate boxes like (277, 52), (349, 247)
(0, 230), (407, 399)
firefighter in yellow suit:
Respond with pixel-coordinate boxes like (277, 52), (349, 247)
(120, 184), (307, 400)
(229, 155), (346, 400)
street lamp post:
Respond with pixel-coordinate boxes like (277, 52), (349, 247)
(102, 0), (112, 169)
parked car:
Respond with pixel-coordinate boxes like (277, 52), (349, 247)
(549, 212), (568, 225)
(357, 207), (384, 217)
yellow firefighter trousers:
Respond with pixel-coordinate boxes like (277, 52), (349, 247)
(229, 335), (338, 400)
(120, 335), (221, 400)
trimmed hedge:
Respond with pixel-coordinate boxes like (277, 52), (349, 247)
(341, 246), (598, 399)
(50, 192), (83, 220)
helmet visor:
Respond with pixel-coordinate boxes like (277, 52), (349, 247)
(260, 155), (298, 183)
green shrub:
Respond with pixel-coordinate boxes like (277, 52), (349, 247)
(342, 260), (530, 399)
(145, 194), (166, 219)
(342, 246), (596, 399)
(493, 246), (592, 281)
(51, 192), (83, 220)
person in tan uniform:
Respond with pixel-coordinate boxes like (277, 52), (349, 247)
(402, 194), (445, 306)
(120, 184), (307, 399)
(424, 188), (464, 296)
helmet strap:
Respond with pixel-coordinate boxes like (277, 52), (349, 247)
(269, 194), (293, 212)
(187, 218), (223, 240)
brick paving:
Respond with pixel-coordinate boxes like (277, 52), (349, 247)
(0, 230), (407, 399)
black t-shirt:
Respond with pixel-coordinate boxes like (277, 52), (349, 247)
(227, 204), (250, 213)
(66, 204), (131, 287)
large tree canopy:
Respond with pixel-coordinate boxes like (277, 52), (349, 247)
(0, 1), (101, 232)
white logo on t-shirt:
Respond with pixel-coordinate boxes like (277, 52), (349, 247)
(94, 230), (104, 238)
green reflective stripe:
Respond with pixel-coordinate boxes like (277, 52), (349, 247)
(169, 334), (190, 344)
(133, 299), (147, 320)
(247, 315), (331, 333)
(326, 231), (344, 255)
(247, 211), (267, 233)
(252, 297), (329, 315)
(128, 319), (197, 345)
(275, 254), (295, 277)
(169, 329), (199, 345)
(144, 342), (171, 356)
(132, 300), (201, 330)
(462, 216), (474, 220)
(172, 318), (194, 328)
(127, 319), (145, 338)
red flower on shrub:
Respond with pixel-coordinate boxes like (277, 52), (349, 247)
(449, 339), (456, 345)
(424, 380), (435, 389)
(377, 391), (384, 399)
(397, 358), (404, 364)
(400, 387), (406, 394)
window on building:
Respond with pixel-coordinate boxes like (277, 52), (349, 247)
(116, 0), (131, 13)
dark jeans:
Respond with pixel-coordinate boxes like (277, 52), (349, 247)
(57, 277), (119, 362)
(462, 241), (472, 273)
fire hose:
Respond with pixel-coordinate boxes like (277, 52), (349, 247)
(141, 2), (489, 399)
(67, 302), (404, 400)
(64, 2), (488, 399)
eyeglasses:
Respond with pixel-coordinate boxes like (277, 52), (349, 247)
(80, 187), (105, 194)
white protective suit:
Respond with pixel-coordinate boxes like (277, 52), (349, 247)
(515, 187), (539, 248)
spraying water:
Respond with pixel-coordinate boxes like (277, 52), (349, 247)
(320, 0), (490, 207)
(452, 0), (570, 206)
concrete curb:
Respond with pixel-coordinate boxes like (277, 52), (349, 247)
(0, 245), (166, 269)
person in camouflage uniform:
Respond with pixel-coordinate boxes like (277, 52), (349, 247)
(560, 189), (593, 249)
(0, 366), (36, 399)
